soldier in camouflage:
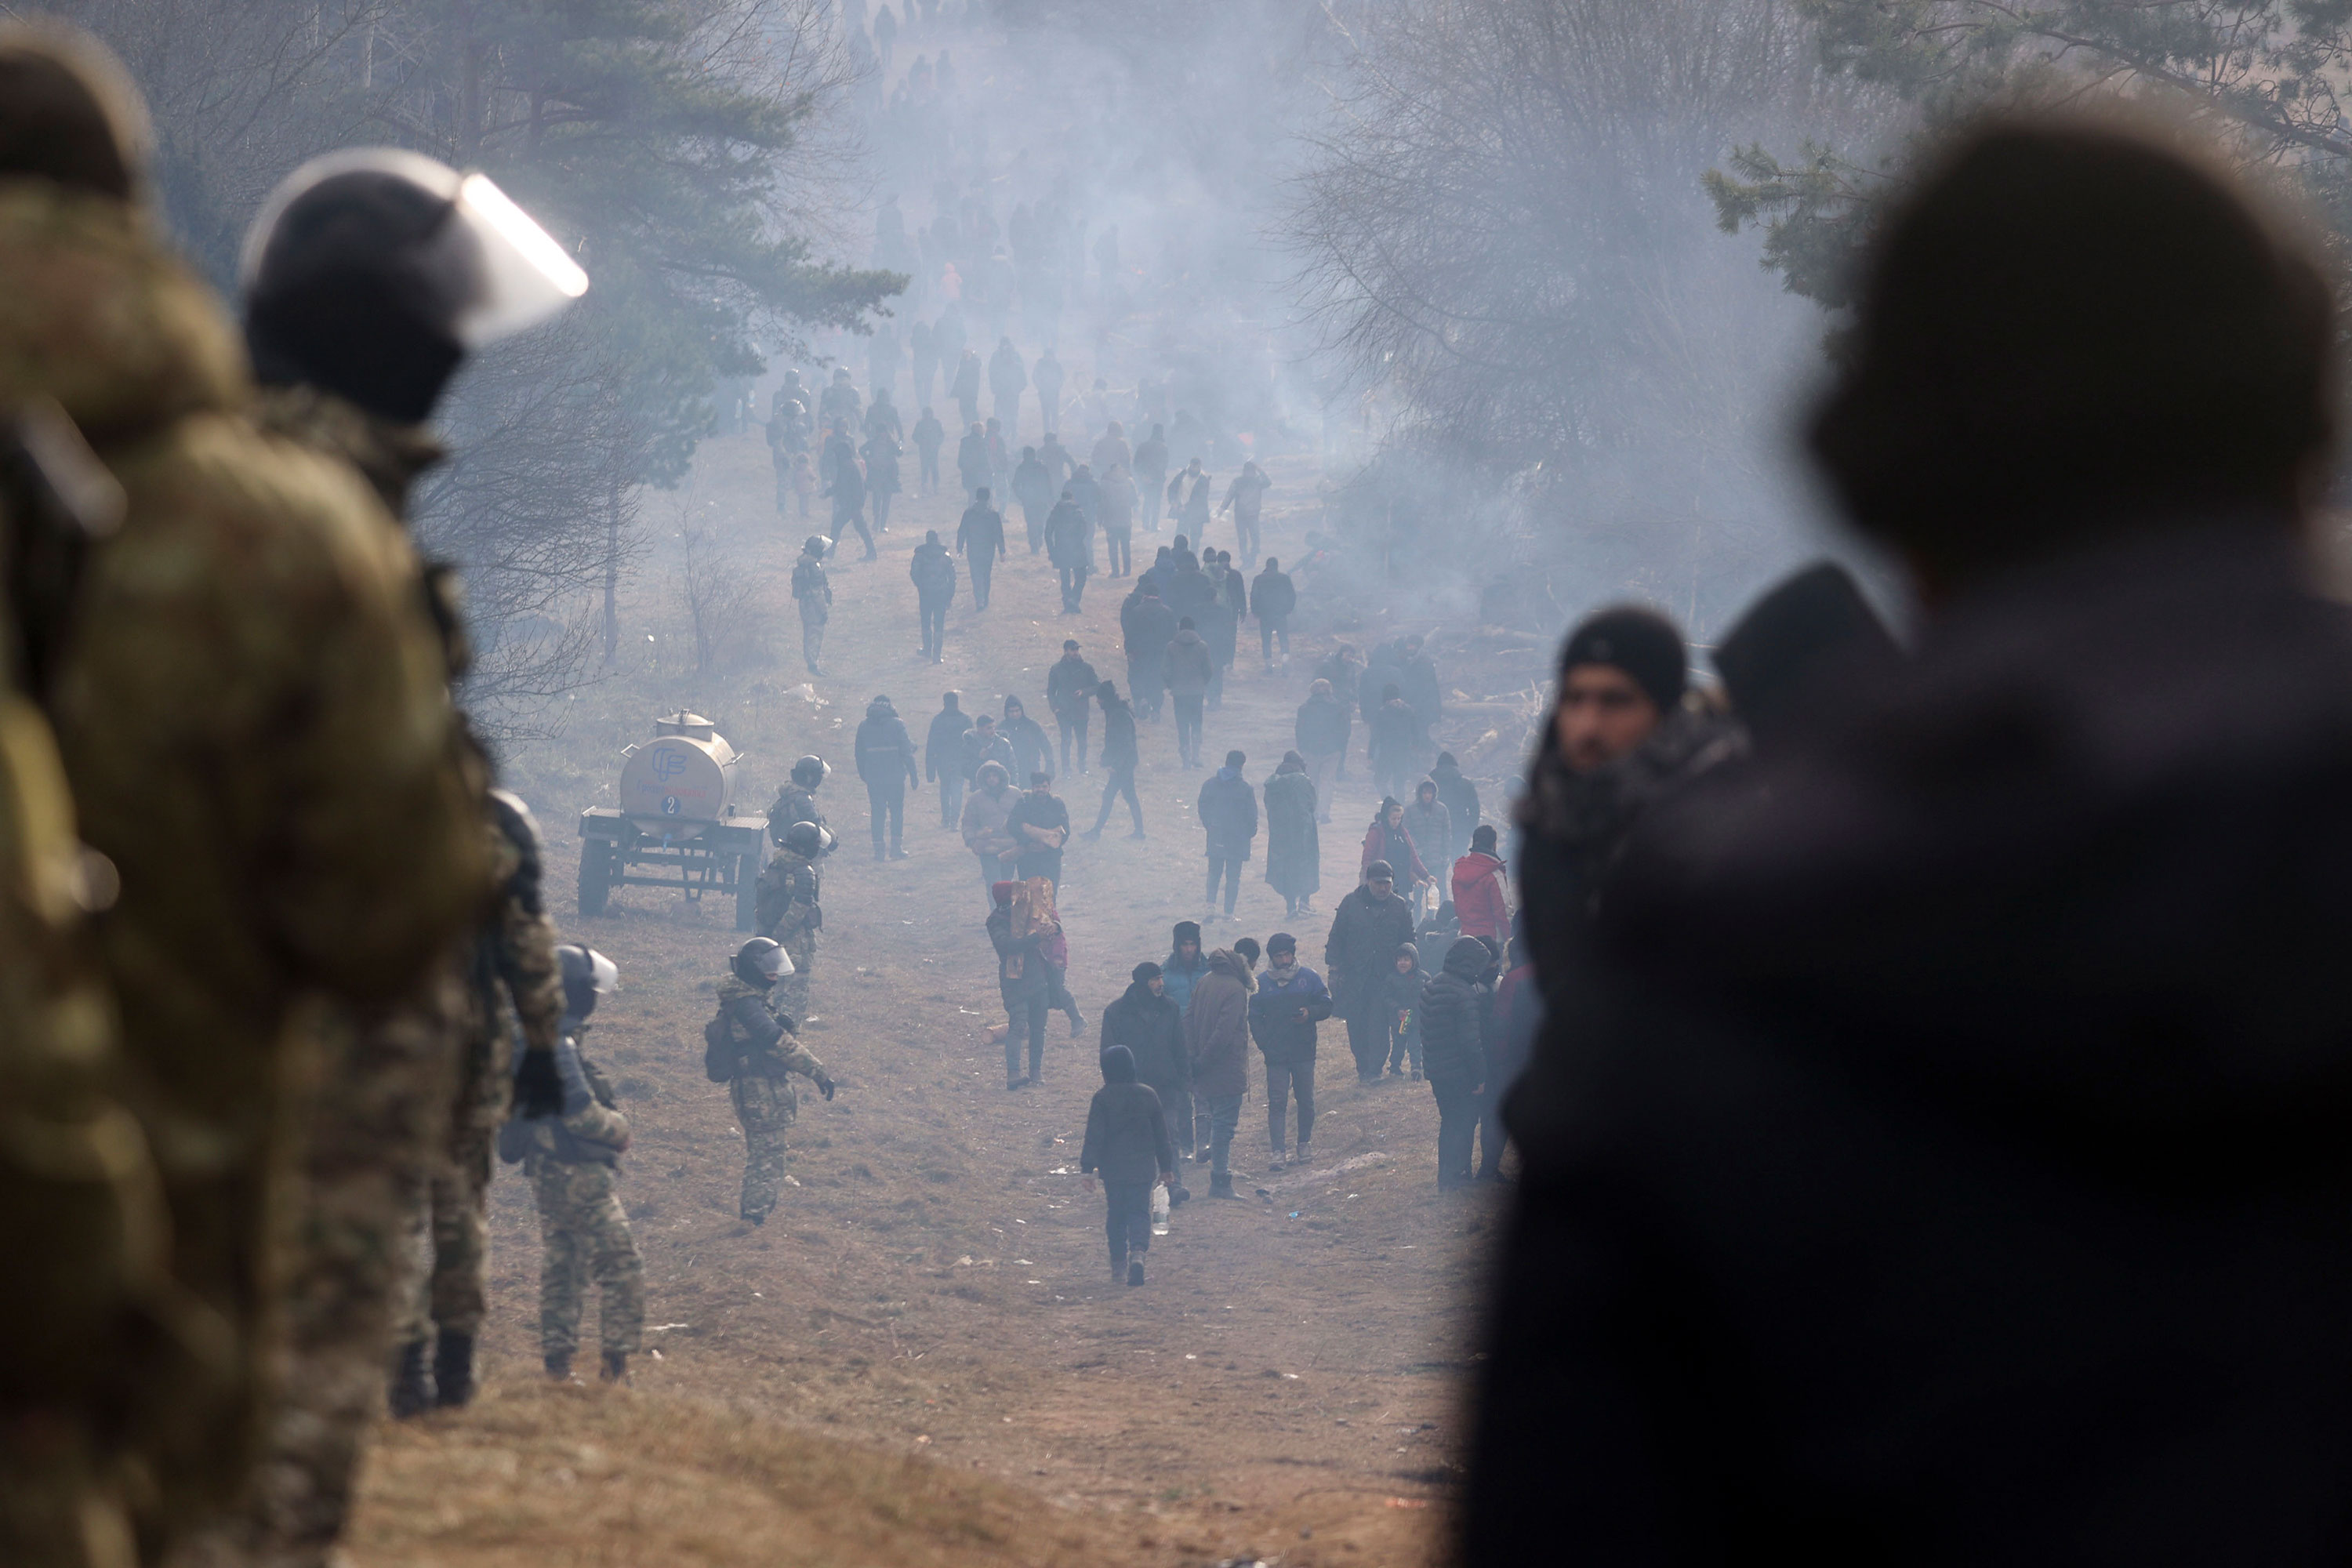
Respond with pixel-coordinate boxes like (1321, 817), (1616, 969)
(766, 753), (833, 848)
(0, 34), (489, 1562)
(508, 945), (643, 1381)
(757, 819), (826, 1021)
(710, 938), (836, 1225)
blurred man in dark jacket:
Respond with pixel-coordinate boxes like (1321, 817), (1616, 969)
(1324, 863), (1417, 1083)
(1247, 933), (1330, 1171)
(1080, 1046), (1174, 1287)
(1101, 963), (1189, 1203)
(852, 695), (920, 860)
(926, 691), (971, 827)
(1196, 750), (1258, 921)
(1472, 116), (2352, 1564)
(1184, 944), (1257, 1199)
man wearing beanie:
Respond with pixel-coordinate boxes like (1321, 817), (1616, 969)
(1100, 961), (1190, 1204)
(1160, 920), (1210, 1153)
(1472, 118), (2352, 1561)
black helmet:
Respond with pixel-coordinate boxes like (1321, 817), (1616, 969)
(734, 936), (793, 986)
(791, 755), (828, 787)
(782, 821), (823, 856)
(241, 148), (587, 423)
(555, 942), (618, 1019)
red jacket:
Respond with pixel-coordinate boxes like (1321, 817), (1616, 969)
(1452, 851), (1509, 944)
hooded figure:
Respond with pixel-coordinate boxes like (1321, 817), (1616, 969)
(853, 695), (920, 859)
(1183, 947), (1258, 1196)
(1102, 962), (1189, 1161)
(1380, 941), (1428, 1079)
(1080, 1044), (1175, 1286)
(1263, 750), (1321, 914)
(1451, 824), (1509, 950)
(958, 758), (1018, 906)
(1417, 937), (1495, 1187)
(999, 695), (1054, 785)
(1428, 752), (1481, 860)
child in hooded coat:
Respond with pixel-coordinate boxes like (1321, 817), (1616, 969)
(1080, 1045), (1175, 1286)
(1381, 942), (1427, 1080)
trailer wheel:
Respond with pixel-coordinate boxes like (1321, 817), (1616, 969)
(734, 851), (760, 931)
(579, 840), (615, 916)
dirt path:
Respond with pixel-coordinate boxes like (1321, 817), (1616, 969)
(350, 428), (1503, 1565)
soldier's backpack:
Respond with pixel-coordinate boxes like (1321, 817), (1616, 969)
(702, 1011), (739, 1083)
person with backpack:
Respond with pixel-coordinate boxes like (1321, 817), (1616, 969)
(1080, 1045), (1177, 1287)
(504, 945), (644, 1381)
(705, 938), (836, 1225)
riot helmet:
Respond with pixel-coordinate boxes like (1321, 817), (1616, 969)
(782, 821), (824, 856)
(241, 147), (589, 423)
(555, 942), (619, 1021)
(791, 755), (829, 787)
(734, 936), (794, 987)
(0, 23), (151, 199)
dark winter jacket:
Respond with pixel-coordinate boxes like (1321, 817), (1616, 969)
(1098, 694), (1139, 770)
(1000, 704), (1053, 781)
(1315, 650), (1363, 710)
(1080, 1047), (1173, 1187)
(1013, 455), (1053, 514)
(1431, 757), (1481, 845)
(986, 902), (1047, 1003)
(959, 728), (1016, 784)
(1296, 691), (1352, 757)
(1163, 629), (1214, 697)
(1196, 765), (1258, 856)
(1361, 815), (1431, 884)
(909, 539), (956, 601)
(1197, 593), (1239, 666)
(1397, 650), (1442, 728)
(1045, 499), (1094, 568)
(1046, 655), (1099, 720)
(1101, 982), (1188, 1098)
(1370, 696), (1426, 771)
(1262, 769), (1319, 898)
(1417, 937), (1494, 1087)
(1183, 949), (1255, 1099)
(1325, 884), (1417, 1015)
(1250, 567), (1297, 622)
(956, 428), (989, 484)
(1382, 949), (1427, 1051)
(853, 698), (920, 786)
(925, 706), (971, 782)
(1006, 788), (1070, 875)
(1247, 961), (1331, 1065)
(956, 502), (1006, 564)
(1122, 593), (1177, 670)
(1474, 525), (2352, 1564)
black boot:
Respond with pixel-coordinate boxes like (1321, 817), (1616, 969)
(434, 1331), (477, 1409)
(546, 1351), (575, 1382)
(1209, 1171), (1240, 1200)
(601, 1350), (630, 1385)
(389, 1338), (434, 1417)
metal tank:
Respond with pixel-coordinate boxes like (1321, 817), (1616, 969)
(577, 711), (769, 929)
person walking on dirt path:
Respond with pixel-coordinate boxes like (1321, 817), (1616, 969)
(707, 938), (836, 1225)
(1249, 933), (1331, 1173)
(927, 691), (971, 828)
(1082, 1045), (1176, 1287)
(862, 426), (902, 534)
(1014, 445), (1053, 552)
(988, 880), (1051, 1089)
(1033, 347), (1065, 434)
(1326, 862), (1417, 1083)
(826, 424), (874, 560)
(1122, 581), (1176, 722)
(1417, 935), (1496, 1187)
(1198, 555), (1240, 711)
(1000, 695), (1054, 788)
(1047, 640), (1099, 774)
(1382, 942), (1428, 1080)
(956, 487), (1006, 609)
(1362, 797), (1435, 909)
(792, 536), (833, 676)
(960, 758), (1018, 908)
(1102, 964), (1190, 1203)
(910, 529), (957, 661)
(1296, 681), (1350, 824)
(989, 336), (1027, 429)
(952, 347), (982, 428)
(1251, 557), (1297, 670)
(957, 420), (989, 500)
(511, 945), (644, 1383)
(1452, 825), (1509, 953)
(1101, 462), (1138, 575)
(1083, 681), (1145, 840)
(960, 714), (1016, 789)
(1047, 486), (1095, 612)
(1198, 750), (1259, 923)
(1007, 770), (1072, 893)
(1219, 459), (1272, 567)
(1135, 423), (1170, 532)
(1263, 751), (1321, 916)
(1430, 751), (1480, 863)
(1370, 683), (1428, 804)
(1403, 781), (1454, 887)
(854, 695), (920, 860)
(913, 405), (946, 495)
(1185, 938), (1258, 1198)
(1164, 616), (1214, 768)
(756, 821), (825, 1020)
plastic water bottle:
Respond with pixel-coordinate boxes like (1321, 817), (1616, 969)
(1150, 1181), (1171, 1236)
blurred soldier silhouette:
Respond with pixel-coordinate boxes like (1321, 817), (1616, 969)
(1473, 116), (2352, 1563)
(0, 27), (491, 1562)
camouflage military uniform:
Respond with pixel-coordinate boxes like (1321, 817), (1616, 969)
(0, 176), (485, 1560)
(766, 781), (827, 843)
(520, 1038), (642, 1364)
(712, 971), (829, 1223)
(754, 847), (821, 1018)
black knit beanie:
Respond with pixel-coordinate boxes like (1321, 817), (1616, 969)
(1559, 606), (1686, 713)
